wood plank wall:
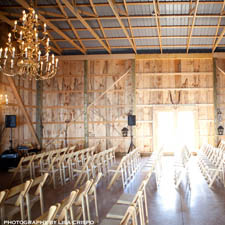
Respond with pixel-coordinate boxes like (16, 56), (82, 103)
(1, 55), (223, 153)
(0, 76), (36, 153)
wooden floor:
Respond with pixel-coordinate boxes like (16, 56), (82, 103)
(0, 156), (225, 225)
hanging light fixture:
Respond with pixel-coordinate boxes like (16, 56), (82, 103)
(0, 8), (58, 80)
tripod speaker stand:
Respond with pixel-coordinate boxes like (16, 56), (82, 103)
(127, 115), (136, 154)
(5, 115), (16, 151)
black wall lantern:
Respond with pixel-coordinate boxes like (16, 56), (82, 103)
(218, 126), (224, 135)
(121, 127), (128, 137)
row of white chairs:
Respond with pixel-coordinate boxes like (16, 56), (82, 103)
(0, 173), (48, 223)
(107, 148), (141, 190)
(8, 145), (97, 187)
(198, 143), (225, 188)
(143, 146), (164, 187)
(101, 163), (154, 225)
(1, 173), (103, 224)
(73, 146), (117, 187)
(174, 145), (192, 188)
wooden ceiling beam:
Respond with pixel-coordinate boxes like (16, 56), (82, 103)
(89, 0), (111, 51)
(212, 0), (225, 52)
(15, 0), (85, 54)
(46, 25), (225, 32)
(55, 0), (86, 53)
(153, 0), (163, 53)
(61, 0), (111, 53)
(107, 0), (136, 53)
(123, 0), (137, 53)
(53, 35), (221, 41)
(186, 0), (200, 53)
(48, 14), (225, 22)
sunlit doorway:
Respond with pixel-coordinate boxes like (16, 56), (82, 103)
(154, 107), (196, 155)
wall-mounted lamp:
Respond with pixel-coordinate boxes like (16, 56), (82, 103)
(0, 94), (8, 105)
(121, 127), (128, 137)
(218, 125), (224, 135)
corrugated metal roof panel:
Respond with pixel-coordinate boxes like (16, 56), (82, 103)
(105, 29), (126, 38)
(83, 40), (103, 48)
(130, 18), (156, 27)
(162, 38), (186, 46)
(190, 38), (214, 45)
(135, 39), (159, 46)
(195, 17), (219, 26)
(192, 27), (217, 36)
(77, 30), (94, 39)
(133, 28), (158, 37)
(160, 17), (188, 26)
(160, 3), (189, 15)
(108, 39), (131, 47)
(197, 3), (221, 14)
(127, 5), (153, 15)
(161, 28), (188, 36)
(96, 6), (114, 17)
(101, 19), (120, 28)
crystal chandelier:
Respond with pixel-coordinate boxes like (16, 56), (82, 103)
(0, 8), (58, 80)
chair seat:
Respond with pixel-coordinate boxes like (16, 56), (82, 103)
(116, 193), (134, 204)
(100, 218), (120, 225)
(106, 204), (128, 219)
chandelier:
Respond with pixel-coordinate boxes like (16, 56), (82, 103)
(0, 8), (58, 80)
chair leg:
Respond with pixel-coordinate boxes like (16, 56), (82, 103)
(26, 193), (31, 220)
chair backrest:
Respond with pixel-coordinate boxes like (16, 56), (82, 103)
(6, 180), (33, 207)
(0, 190), (8, 207)
(120, 205), (137, 225)
(57, 190), (79, 221)
(32, 173), (49, 196)
(45, 203), (61, 224)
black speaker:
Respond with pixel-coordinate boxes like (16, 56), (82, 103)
(5, 115), (16, 128)
(128, 115), (136, 126)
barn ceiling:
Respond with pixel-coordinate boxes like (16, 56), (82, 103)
(0, 0), (225, 55)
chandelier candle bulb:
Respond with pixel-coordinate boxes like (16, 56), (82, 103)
(56, 58), (58, 67)
(35, 33), (38, 42)
(25, 48), (27, 58)
(38, 51), (41, 61)
(46, 52), (49, 62)
(40, 61), (43, 70)
(52, 54), (55, 64)
(0, 48), (2, 58)
(14, 20), (17, 30)
(10, 59), (13, 69)
(20, 31), (22, 40)
(44, 23), (46, 32)
(46, 38), (49, 47)
(12, 47), (15, 58)
(35, 14), (38, 22)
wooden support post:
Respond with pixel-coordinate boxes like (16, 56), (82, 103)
(7, 77), (40, 148)
(105, 69), (110, 149)
(84, 60), (89, 148)
(36, 80), (43, 149)
(131, 59), (136, 146)
(213, 58), (218, 145)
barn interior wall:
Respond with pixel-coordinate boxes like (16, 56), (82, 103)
(0, 56), (224, 153)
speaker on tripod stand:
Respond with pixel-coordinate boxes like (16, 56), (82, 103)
(127, 115), (136, 153)
(5, 115), (16, 151)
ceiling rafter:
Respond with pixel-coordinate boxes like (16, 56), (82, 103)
(15, 0), (85, 54)
(89, 0), (111, 52)
(123, 0), (136, 53)
(46, 25), (225, 33)
(107, 0), (136, 53)
(186, 0), (200, 53)
(212, 0), (225, 52)
(0, 12), (62, 55)
(55, 0), (86, 53)
(153, 0), (162, 53)
(61, 0), (111, 54)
